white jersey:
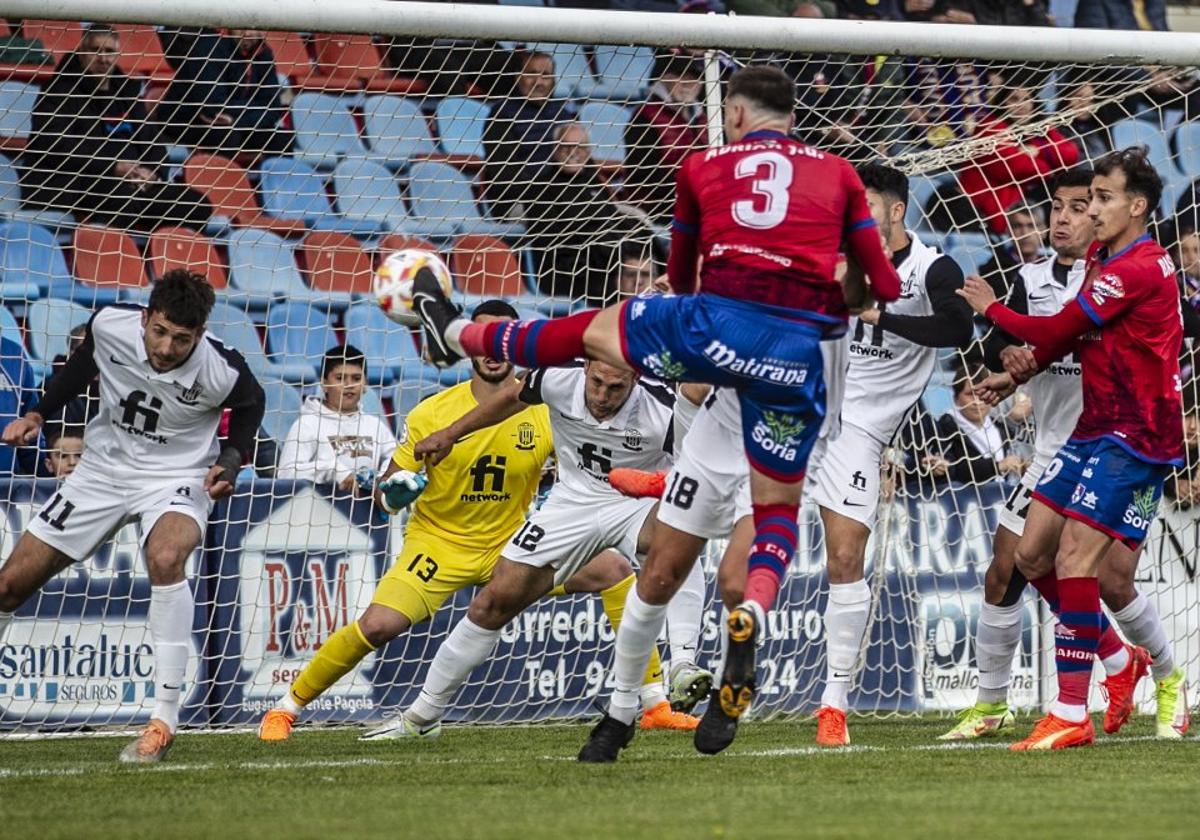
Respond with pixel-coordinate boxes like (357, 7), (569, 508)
(58, 306), (258, 479)
(1010, 257), (1086, 464)
(519, 366), (675, 504)
(842, 232), (945, 443)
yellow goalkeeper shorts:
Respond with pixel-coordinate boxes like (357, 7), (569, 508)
(372, 528), (503, 624)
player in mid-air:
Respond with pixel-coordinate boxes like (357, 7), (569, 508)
(412, 64), (901, 760)
(0, 270), (265, 763)
(959, 147), (1185, 749)
(363, 362), (712, 738)
(944, 167), (1191, 741)
(257, 302), (686, 741)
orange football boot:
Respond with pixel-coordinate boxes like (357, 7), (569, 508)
(641, 701), (699, 731)
(118, 719), (175, 764)
(1101, 644), (1151, 734)
(815, 706), (850, 747)
(258, 709), (297, 742)
(1010, 713), (1095, 751)
(608, 468), (666, 499)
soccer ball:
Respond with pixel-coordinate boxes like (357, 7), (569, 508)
(373, 249), (454, 326)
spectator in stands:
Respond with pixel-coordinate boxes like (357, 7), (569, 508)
(483, 49), (576, 219)
(42, 424), (84, 479)
(959, 68), (1079, 235)
(612, 240), (668, 302)
(1126, 66), (1200, 130)
(526, 122), (647, 305)
(1175, 224), (1200, 307)
(905, 0), (1050, 26)
(894, 60), (987, 156)
(18, 25), (212, 233)
(276, 345), (397, 494)
(1075, 0), (1168, 31)
(893, 403), (950, 496)
(1055, 72), (1112, 162)
(936, 355), (1027, 485)
(979, 202), (1045, 288)
(0, 329), (39, 476)
(624, 52), (706, 225)
(155, 28), (292, 159)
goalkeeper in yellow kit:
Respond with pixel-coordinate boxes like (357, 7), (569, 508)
(258, 301), (684, 740)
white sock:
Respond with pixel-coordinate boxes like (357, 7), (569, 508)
(820, 580), (871, 711)
(149, 581), (193, 733)
(607, 587), (668, 725)
(406, 618), (500, 726)
(666, 560), (705, 672)
(1051, 701), (1088, 723)
(1113, 593), (1175, 681)
(1101, 642), (1129, 676)
(713, 605), (730, 678)
(444, 319), (468, 356)
(975, 601), (1023, 705)
(276, 694), (302, 715)
(640, 682), (668, 709)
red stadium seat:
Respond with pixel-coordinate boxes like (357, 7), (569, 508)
(375, 234), (437, 261)
(182, 153), (307, 237)
(300, 231), (372, 294)
(449, 235), (524, 298)
(113, 24), (172, 81)
(20, 20), (82, 62)
(71, 224), (150, 289)
(310, 34), (425, 94)
(148, 227), (228, 289)
(263, 31), (314, 84)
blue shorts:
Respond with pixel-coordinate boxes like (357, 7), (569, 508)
(1033, 438), (1169, 549)
(619, 293), (840, 481)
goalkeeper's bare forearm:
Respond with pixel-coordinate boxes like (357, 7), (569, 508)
(413, 375), (526, 465)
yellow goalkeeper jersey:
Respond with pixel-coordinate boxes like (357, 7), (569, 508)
(392, 379), (553, 551)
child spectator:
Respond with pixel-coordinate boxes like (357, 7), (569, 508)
(936, 356), (1027, 485)
(43, 424), (84, 479)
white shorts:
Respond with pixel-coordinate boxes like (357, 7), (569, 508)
(804, 423), (885, 529)
(996, 456), (1049, 537)
(27, 460), (213, 561)
(505, 494), (656, 583)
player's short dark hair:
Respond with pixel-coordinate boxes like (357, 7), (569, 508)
(1094, 146), (1163, 218)
(1048, 166), (1095, 198)
(471, 299), (519, 321)
(147, 269), (215, 330)
(727, 65), (795, 118)
(322, 344), (366, 380)
(857, 162), (908, 208)
(45, 422), (85, 448)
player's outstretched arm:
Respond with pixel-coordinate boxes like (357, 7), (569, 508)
(4, 318), (101, 445)
(413, 374), (526, 466)
(206, 352), (266, 499)
(958, 275), (1095, 347)
(865, 256), (973, 348)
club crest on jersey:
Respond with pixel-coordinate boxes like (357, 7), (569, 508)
(623, 428), (643, 451)
(176, 381), (203, 405)
(1090, 273), (1125, 306)
(641, 351), (687, 381)
(1123, 486), (1159, 530)
(751, 411), (806, 462)
(514, 421), (537, 451)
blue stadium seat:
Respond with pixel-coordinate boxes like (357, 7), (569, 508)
(525, 43), (595, 100)
(258, 157), (383, 238)
(0, 154), (74, 231)
(259, 379), (303, 444)
(390, 378), (444, 423)
(1111, 117), (1185, 215)
(207, 300), (315, 385)
(290, 92), (370, 171)
(0, 304), (19, 341)
(921, 383), (954, 419)
(362, 96), (438, 173)
(905, 172), (955, 233)
(265, 302), (338, 378)
(945, 232), (994, 277)
(435, 97), (490, 160)
(406, 161), (525, 237)
(578, 101), (630, 166)
(25, 298), (89, 362)
(590, 46), (654, 100)
(342, 300), (437, 385)
(0, 82), (36, 148)
(1174, 122), (1200, 180)
(333, 158), (457, 240)
(359, 385), (386, 424)
(225, 228), (323, 309)
(0, 220), (67, 302)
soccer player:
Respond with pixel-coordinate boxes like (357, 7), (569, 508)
(257, 303), (680, 741)
(959, 147), (1184, 750)
(943, 167), (1191, 741)
(0, 270), (265, 763)
(366, 361), (710, 738)
(412, 64), (901, 760)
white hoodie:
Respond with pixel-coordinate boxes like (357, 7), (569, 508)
(277, 397), (398, 485)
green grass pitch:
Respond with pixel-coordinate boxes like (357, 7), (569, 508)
(1, 715), (1196, 839)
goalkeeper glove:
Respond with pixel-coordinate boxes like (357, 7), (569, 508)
(378, 470), (428, 515)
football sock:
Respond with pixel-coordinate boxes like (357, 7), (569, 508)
(601, 574), (666, 702)
(1113, 592), (1174, 680)
(605, 584), (668, 725)
(1030, 569), (1126, 674)
(820, 580), (871, 711)
(455, 309), (601, 368)
(406, 618), (500, 727)
(665, 560), (705, 671)
(1051, 576), (1101, 723)
(975, 601), (1023, 704)
(149, 581), (193, 733)
(744, 503), (800, 614)
(289, 620), (375, 708)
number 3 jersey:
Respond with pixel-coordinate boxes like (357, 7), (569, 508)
(518, 366), (676, 505)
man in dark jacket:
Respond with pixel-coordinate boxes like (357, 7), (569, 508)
(18, 25), (211, 232)
(1075, 0), (1167, 31)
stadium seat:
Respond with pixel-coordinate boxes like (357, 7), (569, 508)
(19, 20), (81, 63)
(291, 92), (372, 171)
(449, 234), (527, 298)
(25, 297), (89, 362)
(71, 224), (150, 292)
(361, 96), (438, 172)
(905, 172), (955, 232)
(206, 300), (314, 384)
(147, 227), (228, 289)
(333, 157), (458, 240)
(262, 31), (315, 86)
(526, 42), (595, 100)
(921, 383), (954, 418)
(258, 156), (383, 237)
(113, 25), (172, 81)
(375, 233), (437, 255)
(0, 153), (74, 230)
(182, 154), (307, 237)
(342, 301), (431, 385)
(1174, 122), (1200, 180)
(590, 45), (654, 100)
(0, 219), (66, 301)
(578, 101), (630, 166)
(1111, 117), (1185, 215)
(259, 379), (303, 444)
(225, 227), (325, 309)
(299, 230), (373, 295)
(406, 160), (525, 238)
(434, 97), (490, 161)
(0, 81), (37, 154)
(360, 385), (387, 424)
(310, 33), (424, 95)
(0, 303), (20, 342)
(945, 233), (994, 277)
(389, 378), (442, 421)
(265, 302), (338, 376)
